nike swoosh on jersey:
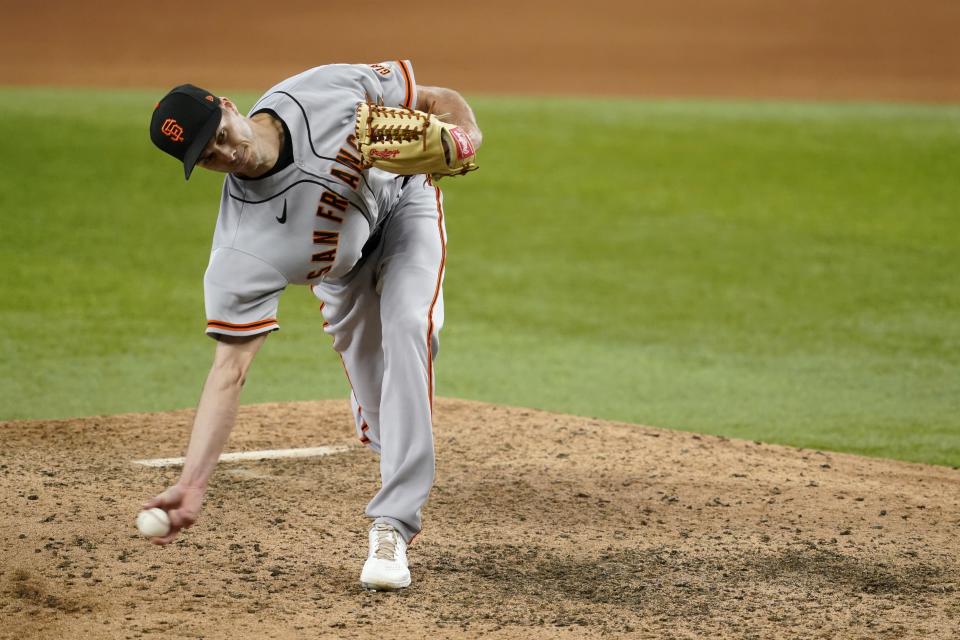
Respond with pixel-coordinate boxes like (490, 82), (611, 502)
(276, 200), (287, 224)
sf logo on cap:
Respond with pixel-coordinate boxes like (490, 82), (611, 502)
(161, 118), (185, 143)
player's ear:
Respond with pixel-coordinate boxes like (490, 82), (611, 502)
(220, 96), (239, 114)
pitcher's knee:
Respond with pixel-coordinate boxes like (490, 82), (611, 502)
(382, 310), (433, 349)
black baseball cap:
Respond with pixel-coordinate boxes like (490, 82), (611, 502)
(150, 84), (222, 179)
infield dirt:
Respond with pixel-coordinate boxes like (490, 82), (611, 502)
(2, 0), (959, 102)
(1, 399), (958, 639)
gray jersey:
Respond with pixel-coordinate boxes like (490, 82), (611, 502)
(203, 60), (418, 337)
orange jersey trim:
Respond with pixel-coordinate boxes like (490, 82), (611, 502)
(397, 59), (413, 109)
(206, 318), (278, 331)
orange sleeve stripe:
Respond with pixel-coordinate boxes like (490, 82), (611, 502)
(206, 318), (278, 330)
(397, 59), (413, 109)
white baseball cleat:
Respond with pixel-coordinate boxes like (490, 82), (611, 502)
(360, 523), (411, 591)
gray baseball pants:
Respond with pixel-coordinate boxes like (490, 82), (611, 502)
(313, 176), (445, 543)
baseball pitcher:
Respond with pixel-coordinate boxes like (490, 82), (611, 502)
(143, 60), (481, 591)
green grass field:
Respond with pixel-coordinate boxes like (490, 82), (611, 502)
(2, 88), (958, 466)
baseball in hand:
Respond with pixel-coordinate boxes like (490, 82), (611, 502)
(136, 507), (171, 538)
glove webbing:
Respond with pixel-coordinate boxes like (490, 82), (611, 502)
(363, 103), (430, 151)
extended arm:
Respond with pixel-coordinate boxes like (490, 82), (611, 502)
(143, 332), (267, 544)
(417, 85), (483, 151)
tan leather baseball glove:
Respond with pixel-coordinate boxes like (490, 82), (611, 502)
(354, 101), (478, 180)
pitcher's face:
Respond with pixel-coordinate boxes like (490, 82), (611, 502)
(195, 98), (260, 176)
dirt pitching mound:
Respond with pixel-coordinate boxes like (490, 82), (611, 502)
(1, 399), (958, 639)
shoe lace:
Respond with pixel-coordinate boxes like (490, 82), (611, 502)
(373, 524), (398, 561)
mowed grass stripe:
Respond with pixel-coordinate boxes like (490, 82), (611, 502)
(1, 88), (958, 466)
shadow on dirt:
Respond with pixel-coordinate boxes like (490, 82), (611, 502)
(421, 543), (956, 627)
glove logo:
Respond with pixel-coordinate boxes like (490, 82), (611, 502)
(370, 149), (401, 159)
(160, 118), (185, 143)
(449, 127), (475, 160)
